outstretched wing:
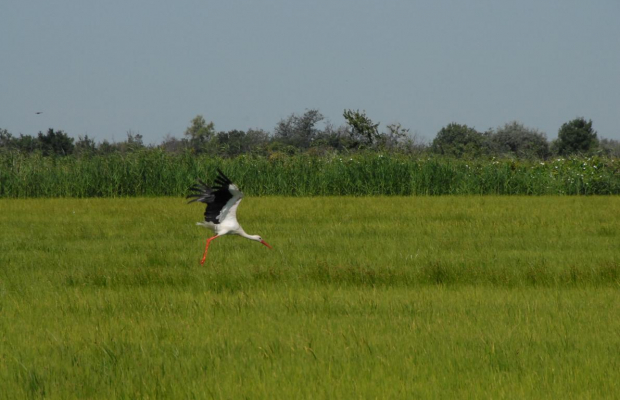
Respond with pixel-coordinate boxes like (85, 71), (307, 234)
(186, 169), (243, 224)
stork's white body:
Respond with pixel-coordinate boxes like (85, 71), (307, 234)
(196, 183), (243, 235)
(187, 171), (271, 264)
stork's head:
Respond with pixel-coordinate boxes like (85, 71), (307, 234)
(250, 235), (272, 249)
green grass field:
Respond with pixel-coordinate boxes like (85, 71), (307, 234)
(1, 196), (619, 398)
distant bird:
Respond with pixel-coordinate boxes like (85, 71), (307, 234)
(35, 112), (43, 114)
(187, 169), (272, 264)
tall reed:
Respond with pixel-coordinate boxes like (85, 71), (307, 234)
(0, 150), (618, 197)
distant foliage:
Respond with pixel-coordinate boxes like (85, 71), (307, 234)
(343, 109), (380, 147)
(431, 123), (486, 158)
(184, 115), (215, 154)
(489, 121), (550, 159)
(555, 117), (598, 156)
(0, 112), (616, 160)
(0, 129), (12, 148)
(0, 128), (75, 156)
(37, 128), (75, 156)
(214, 129), (266, 157)
(599, 138), (620, 157)
(274, 109), (325, 150)
(74, 134), (97, 156)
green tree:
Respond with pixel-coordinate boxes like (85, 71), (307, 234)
(343, 109), (379, 147)
(215, 129), (271, 157)
(123, 131), (145, 152)
(598, 138), (620, 157)
(274, 109), (324, 149)
(0, 129), (13, 149)
(556, 117), (597, 156)
(74, 134), (97, 156)
(490, 121), (550, 159)
(37, 128), (74, 156)
(244, 128), (270, 154)
(98, 140), (118, 155)
(160, 134), (189, 154)
(215, 130), (246, 157)
(13, 134), (39, 153)
(184, 115), (215, 153)
(431, 123), (485, 158)
(379, 123), (410, 150)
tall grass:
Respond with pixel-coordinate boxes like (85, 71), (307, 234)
(1, 150), (618, 197)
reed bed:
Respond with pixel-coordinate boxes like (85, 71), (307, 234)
(0, 150), (618, 197)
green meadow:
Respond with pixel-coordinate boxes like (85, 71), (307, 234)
(1, 196), (619, 398)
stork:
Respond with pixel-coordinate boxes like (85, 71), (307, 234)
(187, 169), (272, 264)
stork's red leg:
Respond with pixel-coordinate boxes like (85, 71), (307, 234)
(201, 235), (220, 265)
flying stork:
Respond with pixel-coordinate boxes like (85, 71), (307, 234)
(187, 169), (272, 264)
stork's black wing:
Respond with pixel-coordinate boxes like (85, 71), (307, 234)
(186, 169), (235, 224)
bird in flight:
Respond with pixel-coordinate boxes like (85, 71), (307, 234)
(35, 112), (43, 114)
(187, 169), (272, 264)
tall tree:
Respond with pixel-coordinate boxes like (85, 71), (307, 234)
(274, 109), (324, 149)
(74, 134), (97, 156)
(556, 117), (597, 155)
(37, 128), (74, 156)
(343, 109), (379, 147)
(380, 123), (410, 150)
(598, 138), (620, 157)
(0, 129), (13, 149)
(124, 131), (145, 152)
(491, 121), (550, 159)
(431, 123), (485, 158)
(13, 134), (39, 153)
(215, 130), (246, 157)
(184, 115), (215, 153)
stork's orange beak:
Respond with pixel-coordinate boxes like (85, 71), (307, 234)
(260, 240), (272, 249)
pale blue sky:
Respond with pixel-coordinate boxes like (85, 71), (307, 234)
(2, 0), (619, 144)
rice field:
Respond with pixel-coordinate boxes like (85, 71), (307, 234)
(1, 151), (618, 197)
(1, 196), (619, 399)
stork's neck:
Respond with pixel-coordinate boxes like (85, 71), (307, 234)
(238, 230), (260, 242)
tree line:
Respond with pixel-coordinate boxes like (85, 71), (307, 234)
(1, 110), (619, 159)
